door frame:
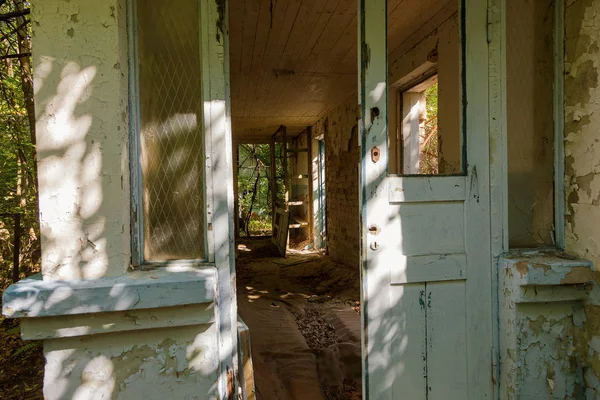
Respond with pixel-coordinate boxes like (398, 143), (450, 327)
(358, 0), (497, 398)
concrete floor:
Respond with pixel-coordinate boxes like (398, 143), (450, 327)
(235, 238), (362, 400)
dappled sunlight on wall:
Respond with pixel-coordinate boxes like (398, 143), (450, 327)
(36, 62), (112, 280)
(43, 325), (219, 399)
(32, 0), (130, 280)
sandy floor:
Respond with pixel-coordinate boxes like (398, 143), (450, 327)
(236, 238), (362, 400)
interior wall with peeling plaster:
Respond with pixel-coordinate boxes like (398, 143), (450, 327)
(565, 0), (600, 396)
(43, 323), (218, 399)
(33, 0), (131, 280)
(565, 0), (600, 267)
(313, 96), (360, 268)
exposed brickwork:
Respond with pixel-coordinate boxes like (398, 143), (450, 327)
(312, 96), (360, 268)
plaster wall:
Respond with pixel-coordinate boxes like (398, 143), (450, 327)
(565, 0), (600, 268)
(43, 324), (219, 400)
(498, 254), (590, 399)
(565, 0), (600, 396)
(33, 0), (131, 280)
(313, 97), (360, 268)
(24, 0), (230, 398)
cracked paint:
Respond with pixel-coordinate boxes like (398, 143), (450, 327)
(499, 253), (595, 399)
(565, 0), (600, 269)
(43, 324), (219, 400)
(565, 3), (600, 394)
(33, 0), (131, 280)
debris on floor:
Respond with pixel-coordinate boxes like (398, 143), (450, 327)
(236, 238), (362, 400)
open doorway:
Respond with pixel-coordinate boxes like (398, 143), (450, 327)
(228, 0), (464, 398)
(237, 143), (276, 237)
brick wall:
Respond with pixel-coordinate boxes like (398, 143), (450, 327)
(312, 96), (360, 268)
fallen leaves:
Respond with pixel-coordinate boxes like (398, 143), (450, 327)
(0, 318), (44, 400)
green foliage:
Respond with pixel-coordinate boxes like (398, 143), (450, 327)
(11, 341), (41, 358)
(238, 144), (274, 236)
(0, 0), (39, 284)
(421, 82), (439, 175)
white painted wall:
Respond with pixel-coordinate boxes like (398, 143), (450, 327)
(33, 0), (131, 280)
(6, 0), (239, 399)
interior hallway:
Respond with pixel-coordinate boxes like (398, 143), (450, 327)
(235, 238), (361, 400)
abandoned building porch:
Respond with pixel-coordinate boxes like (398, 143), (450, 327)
(2, 0), (600, 399)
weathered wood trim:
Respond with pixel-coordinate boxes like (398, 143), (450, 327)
(389, 253), (467, 284)
(553, 0), (566, 249)
(463, 0), (494, 396)
(388, 176), (466, 203)
(233, 141), (240, 238)
(126, 0), (144, 267)
(199, 0), (239, 397)
(270, 137), (277, 224)
(306, 127), (315, 244)
(2, 267), (217, 318)
(359, 0), (390, 397)
(487, 0), (507, 396)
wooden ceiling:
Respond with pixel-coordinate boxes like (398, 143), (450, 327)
(229, 0), (456, 140)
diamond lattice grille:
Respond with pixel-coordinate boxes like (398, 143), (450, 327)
(137, 0), (205, 261)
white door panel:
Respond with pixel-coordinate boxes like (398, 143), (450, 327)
(359, 1), (492, 399)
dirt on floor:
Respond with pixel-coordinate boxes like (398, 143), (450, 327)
(236, 238), (362, 400)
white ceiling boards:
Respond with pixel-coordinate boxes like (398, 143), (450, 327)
(228, 0), (456, 140)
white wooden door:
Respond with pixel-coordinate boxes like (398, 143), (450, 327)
(358, 1), (493, 399)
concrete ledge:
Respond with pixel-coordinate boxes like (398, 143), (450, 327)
(2, 265), (217, 318)
(503, 250), (595, 288)
(499, 250), (593, 398)
(19, 304), (216, 340)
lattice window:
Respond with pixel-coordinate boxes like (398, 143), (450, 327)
(136, 0), (205, 261)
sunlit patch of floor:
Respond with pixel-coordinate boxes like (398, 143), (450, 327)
(235, 238), (361, 400)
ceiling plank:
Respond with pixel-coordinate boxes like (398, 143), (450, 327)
(230, 0), (458, 139)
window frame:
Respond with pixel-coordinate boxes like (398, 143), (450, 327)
(398, 73), (439, 175)
(126, 0), (211, 267)
(391, 66), (465, 177)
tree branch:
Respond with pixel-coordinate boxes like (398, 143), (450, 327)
(0, 52), (31, 60)
(0, 8), (30, 22)
(0, 18), (29, 44)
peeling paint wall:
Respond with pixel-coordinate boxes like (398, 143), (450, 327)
(513, 303), (586, 398)
(499, 253), (593, 399)
(313, 96), (360, 268)
(33, 0), (131, 280)
(28, 1), (228, 399)
(565, 0), (600, 267)
(43, 323), (219, 400)
(565, 2), (600, 396)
